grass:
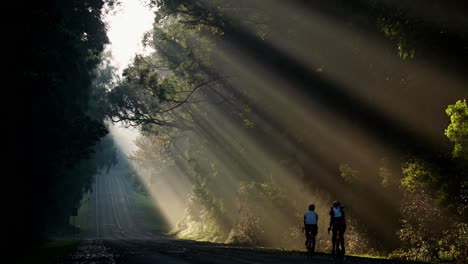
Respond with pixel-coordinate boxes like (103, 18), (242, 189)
(197, 243), (432, 264)
(74, 192), (90, 235)
(349, 253), (388, 259)
(132, 190), (170, 233)
(18, 240), (80, 264)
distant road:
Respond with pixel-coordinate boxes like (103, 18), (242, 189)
(84, 163), (159, 240)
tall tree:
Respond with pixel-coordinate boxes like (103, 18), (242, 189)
(9, 0), (119, 252)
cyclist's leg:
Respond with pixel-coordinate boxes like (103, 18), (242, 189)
(331, 226), (338, 254)
(311, 225), (318, 252)
(339, 224), (346, 255)
(304, 225), (310, 245)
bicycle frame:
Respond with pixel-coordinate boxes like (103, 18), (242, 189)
(332, 229), (345, 256)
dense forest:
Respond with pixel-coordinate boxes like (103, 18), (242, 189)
(9, 0), (119, 254)
(10, 1), (467, 263)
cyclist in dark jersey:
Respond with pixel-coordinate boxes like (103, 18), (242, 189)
(328, 201), (346, 255)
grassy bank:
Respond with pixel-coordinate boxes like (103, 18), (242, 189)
(132, 190), (169, 233)
(74, 192), (90, 233)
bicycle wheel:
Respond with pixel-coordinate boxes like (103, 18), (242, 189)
(308, 234), (315, 255)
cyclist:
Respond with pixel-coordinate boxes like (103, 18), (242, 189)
(328, 201), (346, 255)
(304, 204), (318, 248)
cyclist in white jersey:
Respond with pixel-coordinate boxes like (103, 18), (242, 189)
(304, 204), (318, 245)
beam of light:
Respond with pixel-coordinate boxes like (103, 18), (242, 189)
(108, 123), (140, 156)
(199, 49), (402, 240)
(102, 0), (184, 233)
(262, 4), (467, 146)
(107, 123), (173, 233)
(197, 0), (467, 149)
(131, 135), (192, 228)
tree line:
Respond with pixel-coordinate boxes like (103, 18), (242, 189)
(105, 0), (467, 262)
(9, 0), (119, 254)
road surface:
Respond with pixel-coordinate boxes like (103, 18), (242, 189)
(87, 163), (160, 240)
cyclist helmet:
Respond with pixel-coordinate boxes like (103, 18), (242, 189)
(332, 201), (341, 207)
(309, 204), (315, 211)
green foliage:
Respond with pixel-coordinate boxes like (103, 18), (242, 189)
(445, 99), (468, 160)
(176, 188), (227, 242)
(379, 16), (415, 59)
(106, 16), (223, 128)
(345, 216), (377, 255)
(94, 136), (118, 174)
(397, 189), (444, 261)
(75, 193), (91, 233)
(378, 158), (395, 188)
(399, 99), (468, 217)
(395, 188), (467, 263)
(398, 111), (468, 262)
(401, 160), (438, 191)
(227, 180), (291, 246)
(339, 163), (360, 184)
(238, 180), (289, 211)
(437, 222), (468, 262)
(373, 0), (468, 63)
(172, 154), (231, 242)
(13, 0), (120, 248)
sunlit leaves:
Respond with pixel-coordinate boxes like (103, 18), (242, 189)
(339, 163), (360, 184)
(232, 180), (289, 244)
(401, 160), (438, 191)
(107, 15), (224, 128)
(445, 99), (468, 160)
(378, 16), (415, 60)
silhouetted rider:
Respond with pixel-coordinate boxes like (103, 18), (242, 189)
(328, 201), (346, 255)
(304, 204), (318, 247)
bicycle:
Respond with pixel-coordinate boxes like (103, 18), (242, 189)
(302, 227), (316, 256)
(329, 227), (345, 257)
